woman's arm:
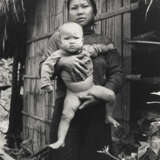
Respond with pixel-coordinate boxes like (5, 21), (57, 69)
(105, 48), (124, 94)
(57, 54), (89, 81)
(83, 43), (114, 58)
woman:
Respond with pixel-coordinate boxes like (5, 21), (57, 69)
(41, 0), (123, 159)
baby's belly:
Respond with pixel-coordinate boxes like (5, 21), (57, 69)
(65, 75), (94, 92)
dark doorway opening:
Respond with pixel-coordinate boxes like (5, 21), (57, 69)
(130, 2), (160, 134)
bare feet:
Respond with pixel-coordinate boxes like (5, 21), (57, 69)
(49, 141), (65, 149)
(106, 116), (120, 128)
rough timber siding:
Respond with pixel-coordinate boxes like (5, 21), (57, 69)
(23, 0), (133, 153)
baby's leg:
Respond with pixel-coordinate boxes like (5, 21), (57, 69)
(105, 104), (120, 128)
(88, 85), (116, 103)
(49, 91), (80, 149)
(89, 85), (119, 127)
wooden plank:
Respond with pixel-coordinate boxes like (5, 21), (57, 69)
(122, 0), (131, 121)
(23, 75), (40, 79)
(56, 0), (65, 21)
(41, 0), (49, 34)
(95, 2), (138, 22)
(54, 0), (64, 30)
(34, 0), (48, 36)
(22, 111), (51, 124)
(49, 0), (56, 32)
(94, 0), (103, 34)
(105, 0), (115, 45)
(127, 40), (160, 45)
(114, 0), (122, 54)
(113, 0), (123, 120)
(33, 39), (48, 77)
(63, 0), (68, 23)
(26, 9), (35, 41)
(45, 124), (50, 145)
(27, 32), (53, 44)
(25, 44), (34, 75)
(100, 0), (107, 35)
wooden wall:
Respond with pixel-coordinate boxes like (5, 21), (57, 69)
(23, 0), (136, 153)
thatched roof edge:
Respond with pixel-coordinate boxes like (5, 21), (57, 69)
(0, 0), (27, 59)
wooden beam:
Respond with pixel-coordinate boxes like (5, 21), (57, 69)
(127, 40), (160, 45)
(95, 2), (138, 22)
(22, 111), (51, 124)
(122, 0), (132, 121)
(26, 32), (53, 44)
(23, 75), (40, 79)
(126, 74), (160, 85)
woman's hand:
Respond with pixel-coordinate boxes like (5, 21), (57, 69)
(78, 95), (97, 110)
(58, 54), (88, 81)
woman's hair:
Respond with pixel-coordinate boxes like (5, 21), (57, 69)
(67, 0), (97, 15)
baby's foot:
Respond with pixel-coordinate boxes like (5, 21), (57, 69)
(106, 116), (120, 128)
(49, 141), (65, 149)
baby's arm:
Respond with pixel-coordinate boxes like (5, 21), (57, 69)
(83, 43), (114, 57)
(41, 49), (65, 91)
(93, 43), (114, 55)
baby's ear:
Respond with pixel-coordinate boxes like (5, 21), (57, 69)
(57, 39), (62, 47)
(57, 37), (62, 47)
(56, 29), (62, 46)
(82, 37), (84, 44)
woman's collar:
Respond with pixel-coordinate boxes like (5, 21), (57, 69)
(83, 26), (94, 35)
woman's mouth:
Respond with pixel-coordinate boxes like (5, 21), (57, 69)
(77, 17), (86, 22)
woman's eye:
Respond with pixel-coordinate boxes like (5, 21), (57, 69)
(82, 5), (89, 8)
(64, 37), (70, 40)
(70, 7), (77, 10)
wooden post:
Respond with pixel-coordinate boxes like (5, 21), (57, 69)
(122, 0), (131, 122)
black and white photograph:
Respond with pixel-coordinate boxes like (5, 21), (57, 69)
(0, 0), (160, 159)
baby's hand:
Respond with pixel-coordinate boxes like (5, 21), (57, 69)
(105, 115), (120, 128)
(79, 95), (97, 109)
(93, 43), (114, 53)
(42, 85), (53, 93)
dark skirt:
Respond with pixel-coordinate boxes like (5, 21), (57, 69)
(48, 97), (112, 160)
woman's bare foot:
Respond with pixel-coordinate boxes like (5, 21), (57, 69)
(49, 141), (65, 149)
(106, 116), (120, 128)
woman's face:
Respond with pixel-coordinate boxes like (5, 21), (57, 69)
(68, 0), (95, 27)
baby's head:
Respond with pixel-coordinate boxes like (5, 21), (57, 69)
(58, 22), (83, 53)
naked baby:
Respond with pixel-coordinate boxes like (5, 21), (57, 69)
(41, 22), (119, 149)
